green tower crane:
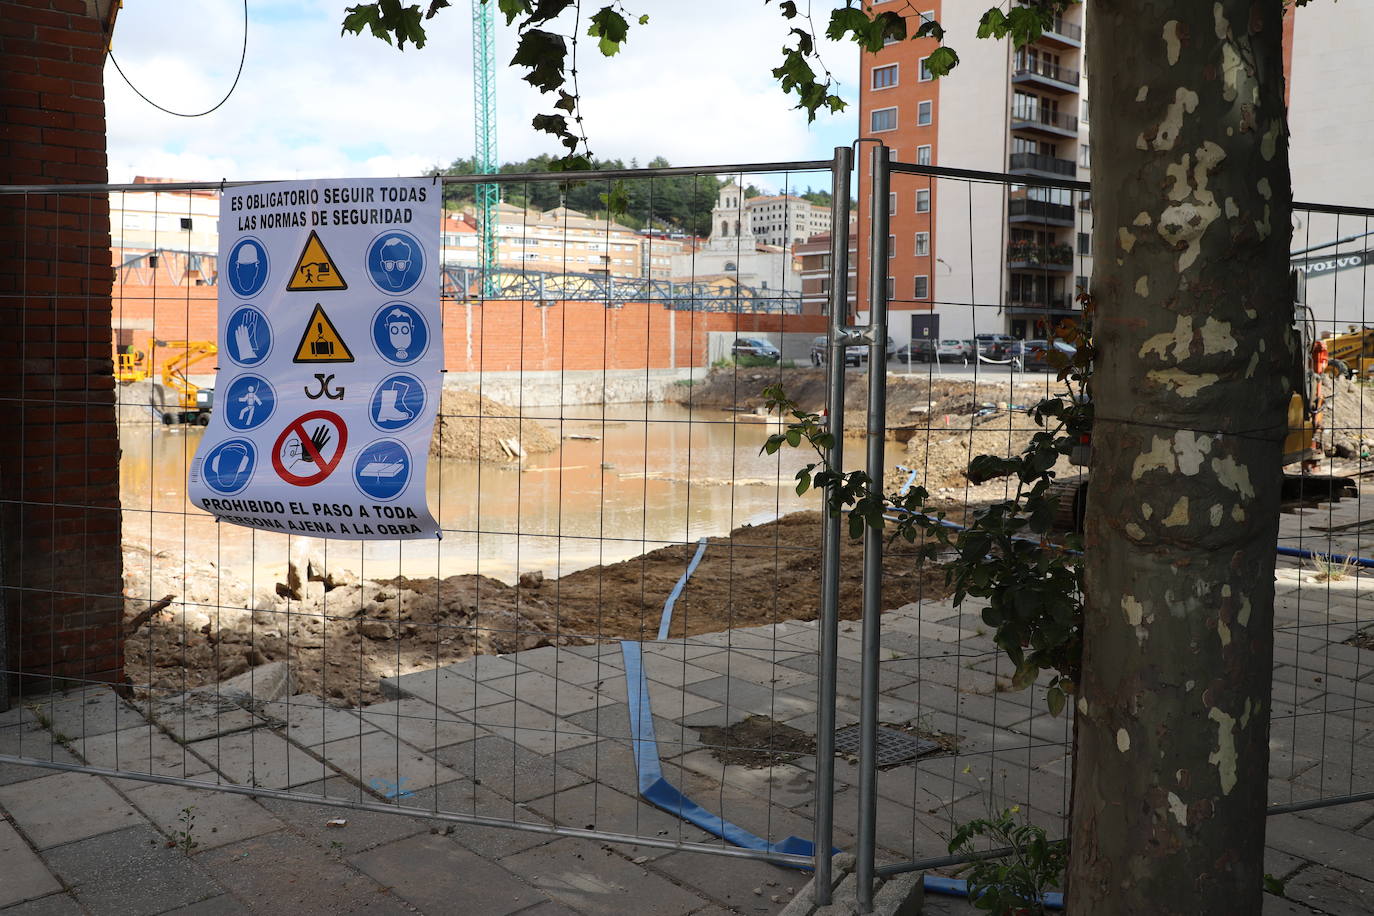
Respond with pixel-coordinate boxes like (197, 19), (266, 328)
(472, 0), (499, 297)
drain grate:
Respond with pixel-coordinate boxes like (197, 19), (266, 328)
(834, 724), (940, 768)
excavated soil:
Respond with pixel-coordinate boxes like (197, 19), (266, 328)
(122, 510), (958, 707)
(431, 388), (559, 461)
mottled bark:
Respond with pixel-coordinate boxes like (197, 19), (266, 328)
(1069, 2), (1290, 912)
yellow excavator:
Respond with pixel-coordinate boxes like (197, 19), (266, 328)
(154, 339), (218, 425)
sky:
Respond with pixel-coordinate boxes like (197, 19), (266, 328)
(104, 0), (862, 188)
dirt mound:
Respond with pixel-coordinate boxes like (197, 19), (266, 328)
(122, 510), (957, 707)
(432, 388), (558, 461)
(114, 380), (171, 425)
(1319, 376), (1374, 457)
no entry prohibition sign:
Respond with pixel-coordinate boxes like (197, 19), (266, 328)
(272, 409), (348, 486)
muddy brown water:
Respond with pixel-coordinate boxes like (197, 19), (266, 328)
(120, 402), (912, 587)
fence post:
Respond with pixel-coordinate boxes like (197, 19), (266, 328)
(813, 145), (854, 905)
(856, 143), (891, 913)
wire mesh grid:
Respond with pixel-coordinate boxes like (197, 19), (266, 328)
(864, 157), (1374, 882)
(0, 160), (865, 870)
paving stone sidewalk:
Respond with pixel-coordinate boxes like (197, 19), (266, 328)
(3, 573), (1373, 914)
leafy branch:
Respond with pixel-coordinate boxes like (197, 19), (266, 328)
(762, 315), (1094, 715)
(341, 1), (1079, 167)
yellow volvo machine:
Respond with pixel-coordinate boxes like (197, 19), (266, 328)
(154, 340), (218, 425)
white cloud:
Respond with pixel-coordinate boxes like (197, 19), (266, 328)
(104, 0), (860, 183)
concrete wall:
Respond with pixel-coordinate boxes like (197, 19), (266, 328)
(0, 0), (124, 687)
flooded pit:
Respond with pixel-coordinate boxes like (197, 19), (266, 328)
(120, 402), (833, 586)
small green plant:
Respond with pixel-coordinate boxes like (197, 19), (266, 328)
(1308, 552), (1359, 582)
(171, 805), (199, 855)
(949, 806), (1066, 915)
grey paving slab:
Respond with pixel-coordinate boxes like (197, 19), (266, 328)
(0, 820), (62, 907)
(22, 689), (140, 740)
(125, 782), (285, 851)
(157, 895), (252, 915)
(501, 839), (708, 916)
(472, 700), (598, 755)
(1265, 815), (1374, 883)
(672, 752), (817, 811)
(690, 653), (813, 691)
(380, 665), (519, 713)
(684, 678), (816, 721)
(196, 831), (411, 915)
(485, 670), (619, 717)
(0, 723), (81, 785)
(75, 725), (213, 787)
(1280, 864), (1374, 916)
(357, 697), (479, 750)
(41, 826), (221, 916)
(257, 780), (430, 857)
(259, 694), (376, 747)
(0, 771), (141, 849)
(351, 832), (551, 915)
(318, 728), (460, 796)
(524, 781), (697, 843)
(431, 733), (590, 802)
(0, 893), (85, 916)
(142, 696), (259, 744)
(654, 851), (801, 914)
(187, 729), (326, 790)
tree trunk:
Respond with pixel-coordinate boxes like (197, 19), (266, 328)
(1069, 2), (1290, 912)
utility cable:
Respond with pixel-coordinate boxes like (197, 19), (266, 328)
(106, 0), (248, 118)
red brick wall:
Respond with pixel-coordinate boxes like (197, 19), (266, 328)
(0, 0), (124, 687)
(107, 273), (828, 375)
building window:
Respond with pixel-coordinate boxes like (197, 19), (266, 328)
(919, 10), (935, 24)
(1080, 143), (1091, 168)
(914, 275), (929, 299)
(871, 107), (897, 133)
(917, 100), (933, 126)
(872, 64), (898, 89)
(919, 57), (933, 81)
(886, 276), (895, 301)
(1076, 275), (1089, 295)
(917, 145), (932, 166)
(1081, 98), (1089, 123)
(915, 232), (929, 256)
(1077, 232), (1090, 256)
(916, 189), (931, 213)
(889, 192), (896, 215)
(725, 261), (737, 271)
(888, 234), (896, 258)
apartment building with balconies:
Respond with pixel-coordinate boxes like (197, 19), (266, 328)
(857, 2), (1090, 344)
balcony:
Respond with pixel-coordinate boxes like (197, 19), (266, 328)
(1008, 198), (1076, 226)
(1005, 293), (1075, 314)
(1012, 61), (1081, 94)
(1041, 15), (1083, 47)
(1007, 240), (1074, 271)
(1008, 151), (1077, 180)
(1010, 108), (1078, 138)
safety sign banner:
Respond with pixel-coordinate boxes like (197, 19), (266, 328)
(189, 177), (441, 539)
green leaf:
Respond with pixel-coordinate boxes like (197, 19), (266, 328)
(511, 29), (568, 92)
(1046, 685), (1066, 717)
(588, 7), (630, 57)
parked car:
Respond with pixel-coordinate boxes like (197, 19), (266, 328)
(974, 333), (1016, 354)
(936, 339), (975, 362)
(894, 338), (936, 363)
(1021, 338), (1077, 372)
(731, 337), (781, 363)
(809, 335), (864, 367)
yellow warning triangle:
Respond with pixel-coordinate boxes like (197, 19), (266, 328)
(286, 230), (348, 291)
(293, 304), (355, 363)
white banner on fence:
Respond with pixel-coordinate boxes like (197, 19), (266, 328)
(189, 177), (442, 539)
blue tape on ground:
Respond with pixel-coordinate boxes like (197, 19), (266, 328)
(923, 876), (1065, 910)
(658, 537), (709, 640)
(621, 640), (821, 865)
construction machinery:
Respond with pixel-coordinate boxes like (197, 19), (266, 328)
(114, 345), (149, 383)
(155, 339), (217, 425)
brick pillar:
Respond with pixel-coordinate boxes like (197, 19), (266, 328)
(0, 0), (123, 689)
